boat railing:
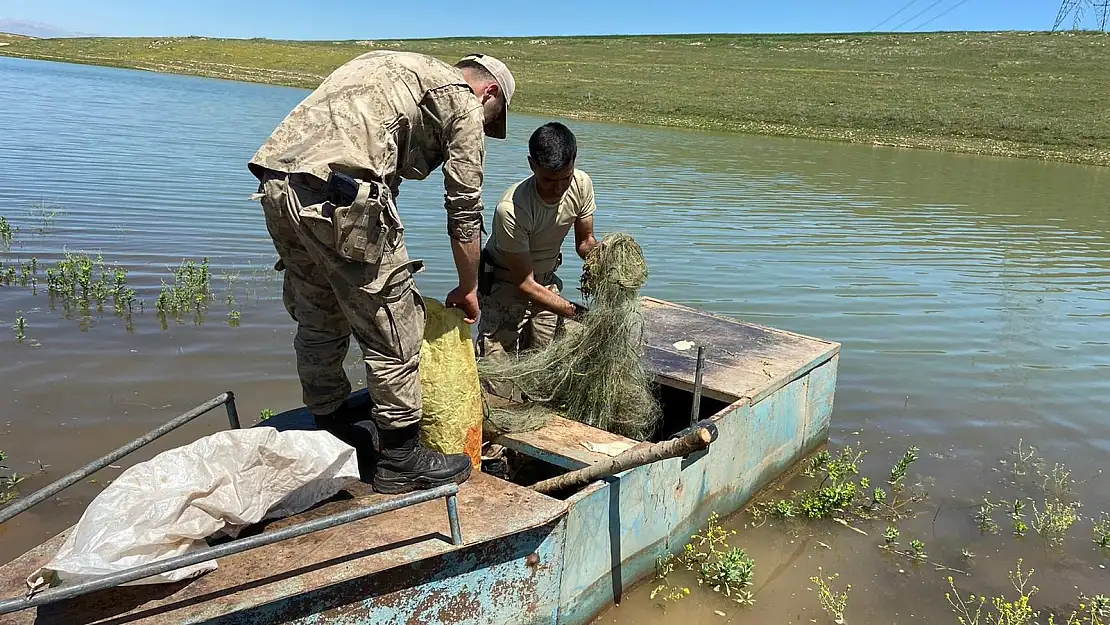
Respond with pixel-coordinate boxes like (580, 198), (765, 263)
(0, 483), (463, 615)
(0, 391), (465, 614)
(0, 392), (242, 525)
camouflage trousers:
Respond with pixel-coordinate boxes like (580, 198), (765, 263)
(476, 275), (580, 399)
(259, 171), (426, 430)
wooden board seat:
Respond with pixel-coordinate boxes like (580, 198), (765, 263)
(496, 415), (644, 471)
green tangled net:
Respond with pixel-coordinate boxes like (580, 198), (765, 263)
(477, 232), (662, 441)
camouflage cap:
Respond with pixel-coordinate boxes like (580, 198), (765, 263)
(459, 53), (515, 139)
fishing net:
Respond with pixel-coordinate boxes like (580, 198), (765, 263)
(477, 232), (662, 441)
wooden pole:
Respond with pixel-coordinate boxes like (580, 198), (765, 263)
(530, 424), (717, 495)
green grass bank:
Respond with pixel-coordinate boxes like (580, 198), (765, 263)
(2, 31), (1108, 165)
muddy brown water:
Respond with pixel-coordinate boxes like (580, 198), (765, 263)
(1, 56), (1109, 623)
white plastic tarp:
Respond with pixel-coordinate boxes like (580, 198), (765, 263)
(27, 427), (360, 592)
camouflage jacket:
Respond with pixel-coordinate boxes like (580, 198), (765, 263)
(248, 50), (486, 242)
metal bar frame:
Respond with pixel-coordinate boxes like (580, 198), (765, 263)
(689, 346), (706, 426)
(0, 392), (241, 525)
(0, 484), (463, 615)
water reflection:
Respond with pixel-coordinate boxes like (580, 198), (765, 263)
(1, 56), (1109, 623)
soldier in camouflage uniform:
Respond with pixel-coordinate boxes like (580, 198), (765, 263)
(476, 122), (598, 400)
(248, 51), (515, 494)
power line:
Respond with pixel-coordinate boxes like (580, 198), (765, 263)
(912, 0), (976, 30)
(869, 0), (922, 31)
(891, 0), (949, 31)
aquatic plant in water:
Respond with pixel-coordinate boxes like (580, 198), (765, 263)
(0, 451), (22, 505)
(1030, 498), (1081, 549)
(652, 511), (756, 606)
(45, 251), (137, 322)
(883, 525), (900, 545)
(946, 559), (1106, 625)
(0, 216), (14, 251)
(156, 257), (213, 317)
(155, 257), (226, 329)
(1009, 499), (1029, 538)
(1008, 439), (1045, 482)
(753, 444), (925, 523)
(974, 443), (1090, 551)
(811, 567), (850, 624)
(13, 311), (26, 343)
(976, 499), (1002, 535)
(28, 200), (63, 234)
(478, 233), (661, 440)
(946, 559), (1038, 625)
(909, 539), (927, 562)
(1094, 512), (1110, 550)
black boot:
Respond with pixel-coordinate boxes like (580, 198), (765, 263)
(313, 402), (379, 483)
(373, 424), (472, 495)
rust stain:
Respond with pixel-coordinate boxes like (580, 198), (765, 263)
(0, 474), (566, 625)
(432, 586), (483, 623)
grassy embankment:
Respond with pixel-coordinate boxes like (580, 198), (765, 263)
(1, 31), (1108, 165)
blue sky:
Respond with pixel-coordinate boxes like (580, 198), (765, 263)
(0, 0), (1075, 39)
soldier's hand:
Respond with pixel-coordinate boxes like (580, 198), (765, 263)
(446, 286), (480, 324)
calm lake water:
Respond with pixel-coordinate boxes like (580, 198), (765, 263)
(1, 56), (1109, 622)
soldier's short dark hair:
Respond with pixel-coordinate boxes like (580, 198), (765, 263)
(528, 122), (577, 172)
(455, 58), (495, 83)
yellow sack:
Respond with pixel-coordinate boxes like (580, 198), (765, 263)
(418, 297), (484, 469)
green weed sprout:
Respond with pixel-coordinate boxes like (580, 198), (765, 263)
(1094, 512), (1110, 550)
(811, 567), (850, 624)
(652, 511), (756, 606)
(13, 311), (26, 343)
(0, 216), (14, 251)
(1030, 498), (1081, 549)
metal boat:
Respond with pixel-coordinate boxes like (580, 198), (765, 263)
(0, 297), (840, 625)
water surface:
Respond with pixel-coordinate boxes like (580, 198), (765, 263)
(1, 57), (1108, 622)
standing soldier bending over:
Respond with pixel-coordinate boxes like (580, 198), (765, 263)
(248, 51), (516, 494)
(477, 122), (598, 399)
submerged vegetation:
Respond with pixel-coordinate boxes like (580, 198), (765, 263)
(751, 444), (927, 524)
(969, 439), (1089, 550)
(1094, 513), (1110, 550)
(46, 251), (137, 314)
(12, 310), (26, 343)
(681, 436), (1109, 623)
(155, 257), (214, 322)
(0, 216), (13, 251)
(811, 568), (850, 625)
(1, 32), (1108, 165)
(947, 560), (1108, 625)
(0, 203), (268, 340)
(652, 512), (757, 607)
(0, 451), (25, 506)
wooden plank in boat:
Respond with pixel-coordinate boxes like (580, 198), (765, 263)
(496, 415), (644, 471)
(642, 297), (840, 403)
